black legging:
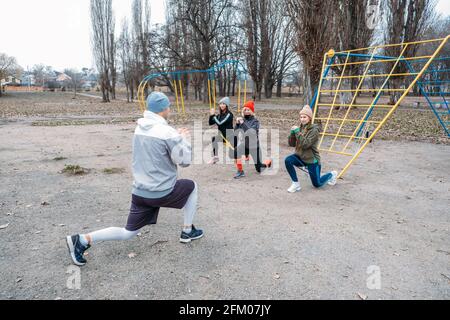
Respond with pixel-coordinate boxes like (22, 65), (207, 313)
(211, 134), (226, 157)
(233, 136), (267, 173)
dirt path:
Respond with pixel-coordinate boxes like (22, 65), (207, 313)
(0, 118), (449, 300)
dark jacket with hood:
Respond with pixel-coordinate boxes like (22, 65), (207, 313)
(234, 115), (261, 154)
(235, 115), (260, 135)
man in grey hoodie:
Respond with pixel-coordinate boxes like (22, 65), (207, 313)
(66, 92), (203, 266)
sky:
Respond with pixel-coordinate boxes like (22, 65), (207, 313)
(0, 0), (166, 71)
(0, 0), (449, 72)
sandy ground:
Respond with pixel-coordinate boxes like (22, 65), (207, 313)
(0, 92), (449, 300)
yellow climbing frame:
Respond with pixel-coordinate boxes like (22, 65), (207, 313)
(312, 36), (450, 179)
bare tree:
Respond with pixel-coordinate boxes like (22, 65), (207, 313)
(384, 0), (437, 103)
(213, 1), (243, 98)
(158, 0), (237, 102)
(241, 0), (271, 101)
(64, 69), (83, 99)
(0, 53), (20, 97)
(31, 64), (46, 87)
(336, 0), (375, 91)
(132, 0), (152, 94)
(117, 19), (135, 102)
(262, 0), (298, 98)
(286, 0), (338, 105)
(90, 0), (116, 102)
(417, 15), (450, 94)
(184, 0), (235, 101)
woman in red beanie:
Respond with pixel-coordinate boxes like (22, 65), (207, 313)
(233, 101), (272, 179)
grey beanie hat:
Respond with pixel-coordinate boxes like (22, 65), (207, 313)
(219, 97), (230, 107)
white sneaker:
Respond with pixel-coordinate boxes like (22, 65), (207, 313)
(208, 157), (219, 165)
(328, 171), (338, 186)
(287, 182), (301, 193)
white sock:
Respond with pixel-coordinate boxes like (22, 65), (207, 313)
(183, 183), (198, 233)
(82, 227), (139, 245)
(79, 234), (89, 246)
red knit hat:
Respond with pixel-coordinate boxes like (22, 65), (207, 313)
(243, 101), (255, 113)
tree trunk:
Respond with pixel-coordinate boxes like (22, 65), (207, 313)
(303, 68), (319, 107)
(265, 80), (274, 99)
(276, 78), (282, 98)
(232, 72), (236, 97)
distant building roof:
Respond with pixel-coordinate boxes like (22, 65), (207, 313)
(56, 73), (72, 82)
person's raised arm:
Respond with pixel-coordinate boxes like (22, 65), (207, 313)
(241, 118), (260, 134)
(166, 128), (192, 168)
(288, 126), (299, 147)
(208, 109), (217, 126)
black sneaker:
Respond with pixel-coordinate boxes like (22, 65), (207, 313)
(180, 225), (204, 244)
(66, 235), (90, 266)
(234, 171), (246, 179)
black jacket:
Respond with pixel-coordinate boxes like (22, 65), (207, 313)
(209, 111), (234, 138)
(235, 116), (260, 135)
(234, 115), (261, 151)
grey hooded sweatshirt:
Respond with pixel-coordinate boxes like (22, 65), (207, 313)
(132, 111), (192, 199)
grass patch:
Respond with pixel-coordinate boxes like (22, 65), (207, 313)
(102, 167), (125, 175)
(61, 164), (90, 176)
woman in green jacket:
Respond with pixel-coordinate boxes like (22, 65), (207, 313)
(285, 105), (337, 193)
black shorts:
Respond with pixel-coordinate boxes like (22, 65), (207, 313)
(125, 179), (195, 231)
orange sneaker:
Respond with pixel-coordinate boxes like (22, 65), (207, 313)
(264, 159), (273, 168)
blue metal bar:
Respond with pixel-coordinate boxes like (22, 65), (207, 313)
(354, 55), (450, 138)
(311, 57), (335, 109)
(334, 52), (395, 60)
(420, 92), (450, 95)
(354, 90), (384, 137)
(418, 80), (450, 84)
(334, 53), (450, 62)
(404, 56), (450, 63)
(422, 69), (450, 74)
(354, 55), (404, 137)
(404, 60), (450, 137)
(443, 95), (449, 113)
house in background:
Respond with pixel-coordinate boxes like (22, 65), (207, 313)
(80, 68), (98, 91)
(55, 72), (72, 89)
(1, 76), (22, 86)
(20, 72), (36, 86)
(42, 71), (71, 90)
